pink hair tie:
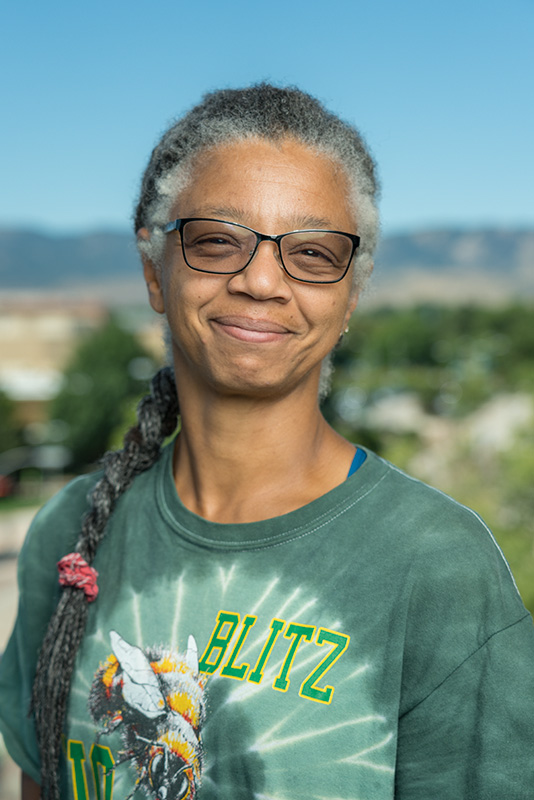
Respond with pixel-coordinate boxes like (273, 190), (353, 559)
(57, 553), (99, 602)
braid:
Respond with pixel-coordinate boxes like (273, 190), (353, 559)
(31, 366), (178, 800)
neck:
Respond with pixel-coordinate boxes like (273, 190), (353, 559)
(172, 377), (355, 523)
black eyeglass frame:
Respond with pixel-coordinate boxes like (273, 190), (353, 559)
(163, 217), (360, 285)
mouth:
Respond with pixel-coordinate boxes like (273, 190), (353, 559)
(211, 315), (292, 343)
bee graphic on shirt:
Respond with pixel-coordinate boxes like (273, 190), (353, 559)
(89, 630), (207, 800)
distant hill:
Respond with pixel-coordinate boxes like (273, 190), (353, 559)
(378, 228), (534, 273)
(0, 229), (139, 288)
(1, 227), (533, 305)
(369, 228), (534, 306)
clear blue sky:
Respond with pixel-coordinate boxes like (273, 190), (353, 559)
(2, 0), (532, 235)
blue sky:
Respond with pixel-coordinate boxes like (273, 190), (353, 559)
(2, 0), (532, 235)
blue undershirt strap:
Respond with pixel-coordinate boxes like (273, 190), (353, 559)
(347, 447), (367, 478)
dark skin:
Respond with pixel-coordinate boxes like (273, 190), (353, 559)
(22, 772), (40, 799)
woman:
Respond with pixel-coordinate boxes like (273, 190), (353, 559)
(1, 84), (533, 800)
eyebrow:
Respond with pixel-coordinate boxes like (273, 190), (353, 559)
(183, 206), (335, 231)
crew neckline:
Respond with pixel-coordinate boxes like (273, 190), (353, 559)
(154, 441), (387, 551)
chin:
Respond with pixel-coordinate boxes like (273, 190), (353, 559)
(212, 363), (320, 402)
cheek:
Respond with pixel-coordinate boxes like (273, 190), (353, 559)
(304, 292), (350, 335)
(161, 265), (194, 313)
(161, 268), (217, 343)
(159, 271), (190, 342)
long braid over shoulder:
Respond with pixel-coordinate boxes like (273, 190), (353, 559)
(31, 366), (178, 800)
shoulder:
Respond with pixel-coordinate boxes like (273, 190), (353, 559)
(358, 454), (534, 706)
(22, 473), (99, 551)
(356, 448), (529, 641)
(18, 472), (101, 595)
(361, 449), (509, 561)
(18, 444), (169, 586)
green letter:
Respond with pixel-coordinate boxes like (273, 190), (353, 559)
(300, 628), (350, 704)
(273, 623), (314, 692)
(68, 740), (89, 800)
(90, 743), (115, 800)
(199, 611), (240, 674)
(220, 615), (257, 680)
(248, 618), (286, 684)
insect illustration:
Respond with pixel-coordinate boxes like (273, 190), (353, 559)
(89, 630), (207, 800)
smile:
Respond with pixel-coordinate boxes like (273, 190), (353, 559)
(211, 316), (292, 343)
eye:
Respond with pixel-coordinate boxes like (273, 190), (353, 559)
(148, 749), (192, 800)
(296, 246), (335, 263)
(287, 243), (340, 271)
(183, 226), (248, 263)
(189, 233), (240, 249)
(282, 231), (351, 279)
(148, 750), (165, 787)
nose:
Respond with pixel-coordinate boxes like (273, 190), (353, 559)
(227, 240), (292, 302)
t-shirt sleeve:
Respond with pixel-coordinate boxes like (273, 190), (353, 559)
(0, 476), (94, 781)
(395, 614), (534, 798)
(394, 501), (534, 799)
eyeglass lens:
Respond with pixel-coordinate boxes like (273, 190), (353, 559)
(181, 220), (353, 282)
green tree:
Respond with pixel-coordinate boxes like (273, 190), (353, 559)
(0, 390), (23, 453)
(50, 319), (155, 469)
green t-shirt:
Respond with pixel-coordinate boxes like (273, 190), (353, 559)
(1, 444), (533, 799)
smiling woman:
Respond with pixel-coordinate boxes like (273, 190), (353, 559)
(1, 84), (533, 800)
(143, 138), (359, 408)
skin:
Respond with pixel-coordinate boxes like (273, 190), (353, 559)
(141, 138), (364, 524)
(22, 773), (40, 799)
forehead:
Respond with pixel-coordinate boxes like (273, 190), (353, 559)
(171, 138), (356, 232)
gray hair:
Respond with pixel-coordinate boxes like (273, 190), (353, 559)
(134, 83), (380, 292)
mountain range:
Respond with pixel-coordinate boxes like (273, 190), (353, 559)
(1, 227), (533, 306)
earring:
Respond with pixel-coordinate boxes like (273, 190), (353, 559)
(336, 327), (349, 348)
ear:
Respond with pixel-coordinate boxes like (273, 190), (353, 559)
(138, 228), (165, 314)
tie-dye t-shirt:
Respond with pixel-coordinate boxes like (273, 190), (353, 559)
(1, 444), (534, 799)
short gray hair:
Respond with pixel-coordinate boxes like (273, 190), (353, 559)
(134, 83), (380, 291)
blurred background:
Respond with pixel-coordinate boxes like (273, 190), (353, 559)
(1, 0), (533, 794)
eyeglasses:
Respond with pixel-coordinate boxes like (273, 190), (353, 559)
(163, 218), (360, 284)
